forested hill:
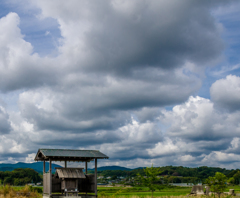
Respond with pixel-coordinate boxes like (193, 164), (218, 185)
(0, 162), (62, 173)
(89, 166), (132, 171)
(0, 163), (238, 180)
(97, 166), (237, 179)
(0, 168), (41, 185)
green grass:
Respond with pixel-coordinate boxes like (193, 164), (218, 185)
(98, 185), (240, 197)
(98, 186), (192, 197)
(226, 185), (240, 193)
(2, 184), (240, 197)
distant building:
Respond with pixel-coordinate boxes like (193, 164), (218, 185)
(169, 183), (194, 187)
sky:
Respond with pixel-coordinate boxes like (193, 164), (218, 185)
(0, 0), (240, 169)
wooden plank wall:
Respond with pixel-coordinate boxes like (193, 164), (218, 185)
(43, 173), (50, 194)
(78, 174), (95, 193)
(52, 177), (61, 192)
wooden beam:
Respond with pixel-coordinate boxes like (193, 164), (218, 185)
(37, 157), (94, 162)
(65, 161), (67, 168)
(95, 158), (97, 197)
(49, 159), (52, 196)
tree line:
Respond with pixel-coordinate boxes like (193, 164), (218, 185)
(0, 168), (42, 186)
(98, 165), (240, 184)
(137, 166), (231, 198)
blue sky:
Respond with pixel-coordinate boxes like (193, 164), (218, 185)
(0, 0), (240, 169)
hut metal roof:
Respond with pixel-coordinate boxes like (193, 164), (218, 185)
(55, 168), (86, 179)
(34, 148), (109, 161)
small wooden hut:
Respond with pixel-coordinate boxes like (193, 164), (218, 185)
(34, 149), (109, 198)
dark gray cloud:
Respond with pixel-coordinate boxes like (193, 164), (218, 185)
(45, 0), (225, 76)
(0, 106), (11, 134)
(0, 0), (225, 91)
(211, 75), (240, 112)
(0, 0), (240, 168)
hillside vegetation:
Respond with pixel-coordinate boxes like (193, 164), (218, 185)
(0, 165), (239, 186)
(98, 166), (233, 178)
(97, 166), (240, 185)
(0, 168), (41, 186)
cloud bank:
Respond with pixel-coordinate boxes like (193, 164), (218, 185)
(0, 0), (239, 168)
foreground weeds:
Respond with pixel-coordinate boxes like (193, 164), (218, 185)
(0, 185), (41, 198)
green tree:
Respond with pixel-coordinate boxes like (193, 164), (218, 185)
(227, 177), (235, 185)
(111, 175), (117, 180)
(206, 172), (227, 198)
(137, 165), (163, 198)
(168, 176), (174, 184)
(233, 171), (240, 185)
(13, 178), (20, 186)
(3, 177), (12, 185)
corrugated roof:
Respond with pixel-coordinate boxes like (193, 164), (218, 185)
(55, 168), (86, 179)
(35, 148), (109, 161)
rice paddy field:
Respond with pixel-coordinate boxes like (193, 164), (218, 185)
(0, 185), (240, 198)
(98, 186), (191, 197)
(98, 185), (240, 197)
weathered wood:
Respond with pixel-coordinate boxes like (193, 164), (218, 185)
(38, 157), (94, 162)
(49, 159), (52, 195)
(62, 179), (77, 190)
(78, 174), (95, 193)
(95, 158), (97, 196)
(35, 149), (109, 162)
(52, 177), (61, 192)
(43, 173), (50, 194)
(55, 168), (85, 179)
(191, 185), (204, 195)
(85, 161), (88, 195)
(43, 160), (45, 173)
(35, 148), (108, 197)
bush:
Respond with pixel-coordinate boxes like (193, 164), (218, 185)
(0, 185), (42, 198)
(32, 186), (43, 193)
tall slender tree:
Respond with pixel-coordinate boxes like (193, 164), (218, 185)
(137, 165), (163, 198)
(206, 172), (227, 198)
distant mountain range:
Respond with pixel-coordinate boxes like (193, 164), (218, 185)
(88, 166), (145, 171)
(0, 163), (142, 173)
(88, 165), (132, 171)
(0, 162), (62, 173)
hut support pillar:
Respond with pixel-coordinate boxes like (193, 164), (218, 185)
(65, 161), (67, 168)
(85, 161), (88, 195)
(49, 159), (52, 196)
(95, 158), (97, 197)
(43, 160), (45, 173)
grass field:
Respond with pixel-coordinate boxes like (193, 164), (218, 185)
(0, 185), (240, 198)
(98, 186), (192, 197)
(98, 185), (240, 197)
(226, 185), (240, 193)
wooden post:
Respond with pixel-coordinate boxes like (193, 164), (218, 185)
(95, 158), (97, 197)
(65, 161), (67, 168)
(85, 161), (88, 196)
(49, 159), (52, 196)
(85, 161), (88, 174)
(43, 160), (45, 173)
